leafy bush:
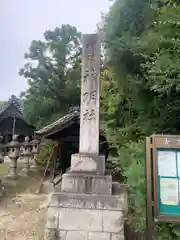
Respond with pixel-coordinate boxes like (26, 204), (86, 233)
(113, 140), (180, 239)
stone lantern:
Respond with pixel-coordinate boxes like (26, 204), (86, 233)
(6, 135), (21, 178)
(21, 136), (31, 176)
(0, 135), (4, 196)
(30, 137), (40, 170)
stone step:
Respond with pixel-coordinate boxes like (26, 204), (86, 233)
(47, 192), (126, 212)
(61, 172), (112, 195)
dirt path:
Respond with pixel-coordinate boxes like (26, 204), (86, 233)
(0, 193), (47, 240)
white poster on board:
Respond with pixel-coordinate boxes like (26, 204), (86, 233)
(158, 151), (176, 177)
(160, 178), (179, 205)
(176, 152), (180, 177)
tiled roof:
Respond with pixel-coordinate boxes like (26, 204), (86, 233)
(0, 95), (23, 116)
(36, 108), (80, 136)
(36, 106), (105, 137)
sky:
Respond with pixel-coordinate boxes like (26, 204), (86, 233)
(0, 0), (110, 101)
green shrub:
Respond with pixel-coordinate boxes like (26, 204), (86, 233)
(113, 140), (180, 239)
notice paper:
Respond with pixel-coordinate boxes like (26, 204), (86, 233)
(158, 151), (176, 177)
(160, 178), (178, 206)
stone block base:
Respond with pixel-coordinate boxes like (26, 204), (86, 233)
(70, 154), (105, 174)
(44, 192), (126, 240)
(44, 229), (124, 240)
(61, 172), (112, 195)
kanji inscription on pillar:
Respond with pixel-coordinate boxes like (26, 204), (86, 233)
(79, 34), (100, 154)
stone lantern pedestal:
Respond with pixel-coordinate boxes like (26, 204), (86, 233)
(0, 136), (4, 196)
(6, 135), (21, 178)
(30, 138), (40, 171)
(21, 136), (31, 176)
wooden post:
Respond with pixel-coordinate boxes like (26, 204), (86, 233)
(146, 137), (153, 240)
(79, 34), (100, 154)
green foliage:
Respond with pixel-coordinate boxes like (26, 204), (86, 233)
(20, 24), (81, 128)
(102, 0), (180, 238)
(113, 140), (180, 238)
(36, 139), (55, 171)
(113, 141), (146, 232)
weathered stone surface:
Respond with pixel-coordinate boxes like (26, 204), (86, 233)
(89, 232), (110, 240)
(48, 192), (126, 211)
(70, 153), (105, 174)
(59, 230), (67, 240)
(66, 231), (88, 240)
(61, 172), (112, 195)
(102, 211), (124, 233)
(61, 173), (86, 193)
(111, 233), (125, 240)
(46, 207), (59, 229)
(79, 34), (100, 154)
(30, 154), (38, 170)
(44, 228), (59, 240)
(58, 208), (102, 231)
(92, 175), (112, 195)
(8, 159), (18, 177)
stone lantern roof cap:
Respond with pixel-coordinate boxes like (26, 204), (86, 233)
(30, 138), (40, 146)
(6, 135), (21, 148)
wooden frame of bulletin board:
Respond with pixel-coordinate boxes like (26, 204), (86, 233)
(146, 135), (180, 239)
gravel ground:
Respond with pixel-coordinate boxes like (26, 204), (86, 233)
(0, 193), (47, 240)
(0, 163), (48, 240)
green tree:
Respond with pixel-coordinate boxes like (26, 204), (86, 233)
(101, 0), (155, 143)
(20, 24), (81, 128)
(102, 0), (180, 238)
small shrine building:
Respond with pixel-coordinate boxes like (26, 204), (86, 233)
(0, 95), (35, 145)
(36, 107), (109, 174)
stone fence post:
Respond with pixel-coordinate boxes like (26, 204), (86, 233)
(6, 135), (21, 178)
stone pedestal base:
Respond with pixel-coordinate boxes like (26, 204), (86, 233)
(44, 154), (127, 240)
(8, 159), (18, 178)
(30, 155), (37, 171)
(45, 192), (126, 240)
(21, 156), (30, 176)
(61, 172), (112, 195)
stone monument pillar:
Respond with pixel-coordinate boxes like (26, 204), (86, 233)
(21, 136), (31, 176)
(30, 137), (40, 170)
(0, 135), (4, 196)
(7, 135), (21, 178)
(44, 34), (127, 240)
